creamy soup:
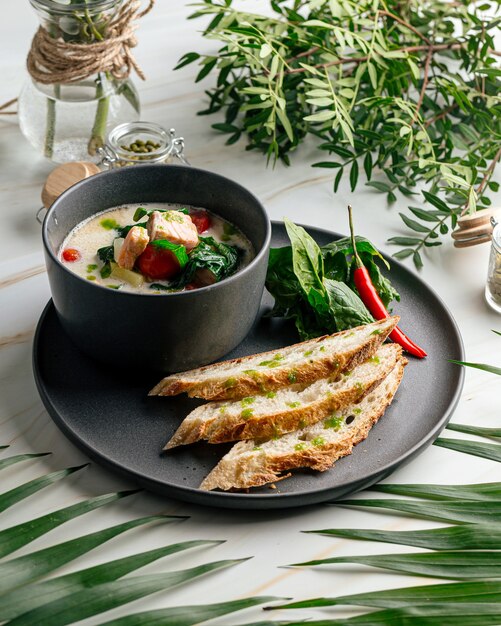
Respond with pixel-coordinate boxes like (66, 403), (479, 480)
(59, 203), (254, 294)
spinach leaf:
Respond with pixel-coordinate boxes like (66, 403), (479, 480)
(97, 246), (115, 279)
(97, 245), (114, 263)
(133, 207), (149, 222)
(150, 239), (189, 268)
(168, 237), (239, 289)
(324, 278), (374, 330)
(100, 263), (112, 279)
(116, 222), (148, 238)
(132, 207), (189, 222)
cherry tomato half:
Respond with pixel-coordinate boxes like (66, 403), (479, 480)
(136, 244), (181, 280)
(62, 248), (81, 262)
(189, 210), (211, 234)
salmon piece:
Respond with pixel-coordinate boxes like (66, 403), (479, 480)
(147, 210), (199, 251)
(117, 226), (149, 270)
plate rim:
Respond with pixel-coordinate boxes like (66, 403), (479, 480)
(33, 220), (465, 509)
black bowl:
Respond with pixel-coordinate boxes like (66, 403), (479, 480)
(42, 165), (271, 373)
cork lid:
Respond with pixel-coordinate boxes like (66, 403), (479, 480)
(41, 162), (101, 209)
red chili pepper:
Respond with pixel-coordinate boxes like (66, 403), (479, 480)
(348, 205), (427, 359)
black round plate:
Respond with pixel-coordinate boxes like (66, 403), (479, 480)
(33, 222), (464, 510)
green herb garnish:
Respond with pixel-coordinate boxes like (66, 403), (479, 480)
(150, 239), (189, 268)
(100, 218), (120, 230)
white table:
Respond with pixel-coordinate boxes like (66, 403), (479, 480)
(1, 2), (499, 623)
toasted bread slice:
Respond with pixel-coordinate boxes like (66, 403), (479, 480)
(150, 316), (399, 401)
(200, 357), (406, 491)
(165, 343), (402, 448)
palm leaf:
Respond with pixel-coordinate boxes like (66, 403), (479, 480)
(449, 359), (501, 375)
(10, 559), (247, 626)
(304, 524), (501, 550)
(0, 489), (137, 558)
(330, 498), (501, 524)
(435, 438), (501, 462)
(0, 540), (223, 621)
(97, 597), (280, 626)
(0, 515), (186, 595)
(256, 603), (501, 625)
(290, 551), (501, 579)
(447, 423), (501, 439)
(271, 580), (501, 610)
(0, 464), (87, 513)
(371, 482), (501, 501)
(0, 452), (50, 471)
(341, 603), (501, 625)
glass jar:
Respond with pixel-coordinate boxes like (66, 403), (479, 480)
(98, 122), (189, 168)
(485, 218), (501, 313)
(18, 0), (140, 163)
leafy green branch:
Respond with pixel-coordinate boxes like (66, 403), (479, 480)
(177, 0), (501, 267)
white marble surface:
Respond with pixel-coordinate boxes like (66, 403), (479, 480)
(0, 2), (500, 624)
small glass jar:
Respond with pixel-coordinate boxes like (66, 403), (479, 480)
(485, 217), (501, 313)
(98, 121), (189, 168)
(18, 0), (140, 163)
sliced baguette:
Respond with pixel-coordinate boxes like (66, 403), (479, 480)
(165, 343), (402, 448)
(150, 316), (399, 401)
(200, 357), (406, 491)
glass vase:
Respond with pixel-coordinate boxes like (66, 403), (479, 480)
(18, 0), (140, 163)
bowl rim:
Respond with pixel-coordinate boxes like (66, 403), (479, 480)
(42, 164), (272, 298)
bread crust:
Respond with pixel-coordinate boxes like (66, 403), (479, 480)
(200, 358), (406, 491)
(165, 344), (402, 448)
(150, 316), (399, 401)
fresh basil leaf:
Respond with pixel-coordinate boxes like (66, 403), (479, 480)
(150, 240), (189, 268)
(324, 278), (374, 330)
(293, 302), (326, 340)
(283, 218), (325, 299)
(321, 235), (389, 269)
(265, 247), (303, 312)
(322, 249), (350, 282)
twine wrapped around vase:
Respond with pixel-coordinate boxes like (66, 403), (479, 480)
(27, 0), (154, 85)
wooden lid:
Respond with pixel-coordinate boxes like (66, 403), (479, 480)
(41, 162), (100, 208)
(452, 207), (501, 247)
